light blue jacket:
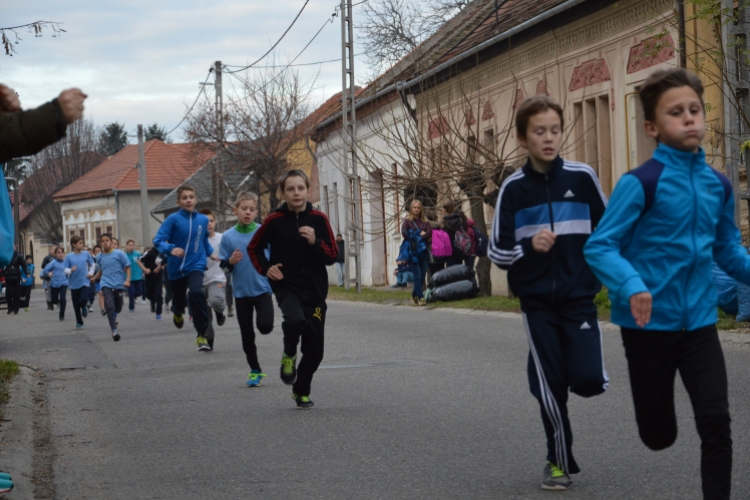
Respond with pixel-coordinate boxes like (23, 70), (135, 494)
(584, 143), (750, 331)
(41, 259), (69, 289)
(153, 209), (213, 279)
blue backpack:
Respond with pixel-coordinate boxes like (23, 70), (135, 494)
(474, 228), (489, 257)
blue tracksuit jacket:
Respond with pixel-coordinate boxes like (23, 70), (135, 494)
(153, 209), (213, 279)
(584, 143), (750, 331)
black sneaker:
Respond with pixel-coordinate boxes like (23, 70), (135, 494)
(112, 330), (120, 342)
(280, 353), (297, 385)
(216, 311), (226, 326)
(291, 393), (314, 409)
(101, 308), (107, 316)
(173, 314), (184, 329)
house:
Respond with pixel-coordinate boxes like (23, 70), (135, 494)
(314, 0), (725, 293)
(53, 140), (214, 251)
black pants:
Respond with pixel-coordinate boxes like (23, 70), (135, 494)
(621, 325), (731, 500)
(276, 289), (326, 397)
(522, 298), (609, 475)
(235, 294), (274, 371)
(5, 281), (21, 313)
(70, 287), (89, 325)
(171, 271), (208, 337)
(101, 287), (124, 332)
(145, 276), (163, 315)
(51, 286), (67, 319)
(21, 285), (32, 308)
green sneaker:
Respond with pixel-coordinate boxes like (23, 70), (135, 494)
(196, 336), (211, 352)
(173, 314), (184, 329)
(542, 462), (572, 491)
(247, 371), (266, 387)
(280, 353), (297, 385)
(291, 392), (314, 409)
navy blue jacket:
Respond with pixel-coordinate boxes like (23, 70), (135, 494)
(488, 156), (607, 303)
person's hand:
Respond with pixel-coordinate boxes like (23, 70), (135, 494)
(47, 272), (54, 278)
(124, 280), (130, 288)
(89, 276), (96, 283)
(532, 229), (556, 253)
(70, 266), (77, 272)
(0, 84), (20, 112)
(267, 263), (284, 281)
(299, 226), (316, 245)
(154, 266), (161, 274)
(209, 255), (220, 262)
(630, 292), (652, 328)
(420, 231), (426, 237)
(171, 247), (185, 257)
(143, 268), (151, 275)
(57, 88), (87, 124)
(229, 249), (243, 265)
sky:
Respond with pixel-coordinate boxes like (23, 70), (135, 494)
(2, 1), (369, 143)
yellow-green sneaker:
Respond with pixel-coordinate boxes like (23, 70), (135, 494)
(247, 371), (266, 387)
(542, 462), (572, 491)
(196, 336), (211, 352)
(291, 392), (314, 409)
(280, 353), (297, 385)
(173, 314), (184, 329)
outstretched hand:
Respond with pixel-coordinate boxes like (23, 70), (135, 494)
(0, 84), (20, 112)
(58, 88), (87, 124)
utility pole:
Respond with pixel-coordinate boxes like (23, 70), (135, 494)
(137, 125), (151, 249)
(214, 60), (225, 226)
(341, 0), (361, 293)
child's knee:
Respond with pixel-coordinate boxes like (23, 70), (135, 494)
(641, 427), (677, 450)
(258, 320), (274, 335)
(570, 375), (609, 398)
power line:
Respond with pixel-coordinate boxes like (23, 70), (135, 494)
(223, 53), (363, 69)
(165, 70), (212, 136)
(223, 0), (311, 74)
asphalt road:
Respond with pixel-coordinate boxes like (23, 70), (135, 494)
(2, 293), (750, 499)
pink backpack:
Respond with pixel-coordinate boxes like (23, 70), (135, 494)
(431, 229), (452, 257)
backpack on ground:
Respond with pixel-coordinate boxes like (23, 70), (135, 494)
(474, 228), (489, 257)
(431, 229), (452, 258)
(454, 229), (473, 255)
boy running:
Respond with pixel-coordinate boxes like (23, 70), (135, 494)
(20, 255), (34, 311)
(63, 235), (95, 328)
(153, 185), (215, 352)
(219, 192), (274, 387)
(41, 246), (69, 321)
(584, 68), (748, 500)
(125, 239), (146, 312)
(200, 209), (227, 350)
(488, 96), (609, 490)
(248, 170), (337, 408)
(140, 247), (165, 321)
(94, 233), (130, 341)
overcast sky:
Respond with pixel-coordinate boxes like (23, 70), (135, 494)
(2, 1), (369, 142)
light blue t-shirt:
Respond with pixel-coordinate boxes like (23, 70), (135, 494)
(126, 251), (143, 281)
(219, 227), (271, 298)
(63, 251), (95, 290)
(97, 250), (131, 290)
(42, 259), (69, 288)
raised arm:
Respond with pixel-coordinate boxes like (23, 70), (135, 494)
(248, 221), (273, 276)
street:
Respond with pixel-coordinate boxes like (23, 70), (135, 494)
(2, 294), (750, 499)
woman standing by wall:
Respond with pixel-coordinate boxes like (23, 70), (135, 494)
(401, 200), (432, 306)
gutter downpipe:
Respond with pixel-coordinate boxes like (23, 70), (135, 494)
(315, 0), (588, 131)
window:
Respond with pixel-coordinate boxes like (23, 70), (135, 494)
(106, 225), (113, 236)
(573, 95), (613, 195)
(79, 229), (85, 240)
(95, 227), (102, 241)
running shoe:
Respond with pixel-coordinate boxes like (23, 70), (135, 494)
(112, 330), (120, 342)
(280, 353), (297, 385)
(542, 462), (572, 491)
(216, 311), (226, 326)
(141, 298), (147, 304)
(76, 323), (84, 329)
(101, 309), (107, 316)
(156, 314), (162, 322)
(24, 307), (28, 312)
(0, 472), (12, 480)
(291, 393), (314, 409)
(410, 296), (419, 306)
(173, 314), (184, 329)
(88, 305), (93, 312)
(196, 336), (211, 352)
(227, 305), (234, 317)
(418, 298), (426, 306)
(81, 305), (88, 318)
(247, 371), (266, 387)
(0, 478), (13, 494)
(59, 316), (64, 321)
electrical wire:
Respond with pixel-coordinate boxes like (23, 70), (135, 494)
(223, 0), (311, 74)
(165, 70), (212, 136)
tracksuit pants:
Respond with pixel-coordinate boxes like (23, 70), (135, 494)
(203, 281), (227, 341)
(276, 289), (326, 397)
(127, 280), (143, 311)
(21, 285), (32, 308)
(145, 276), (163, 315)
(70, 287), (89, 325)
(51, 286), (67, 320)
(521, 298), (609, 475)
(5, 281), (21, 313)
(621, 324), (731, 500)
(235, 293), (274, 372)
(101, 287), (124, 332)
(171, 271), (209, 337)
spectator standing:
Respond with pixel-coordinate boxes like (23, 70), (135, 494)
(335, 234), (346, 287)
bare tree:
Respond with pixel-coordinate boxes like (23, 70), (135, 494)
(185, 58), (316, 218)
(22, 118), (103, 243)
(1, 21), (65, 56)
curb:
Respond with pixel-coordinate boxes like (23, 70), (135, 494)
(0, 365), (38, 500)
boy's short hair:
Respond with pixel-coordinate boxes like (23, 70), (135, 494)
(126, 239), (135, 245)
(100, 233), (112, 241)
(70, 235), (83, 246)
(177, 185), (196, 199)
(25, 255), (32, 261)
(278, 169), (310, 192)
(234, 191), (259, 207)
(94, 245), (103, 251)
(515, 96), (564, 140)
(639, 68), (704, 122)
(200, 208), (214, 218)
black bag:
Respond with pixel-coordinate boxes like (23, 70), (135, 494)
(427, 264), (474, 289)
(426, 280), (478, 302)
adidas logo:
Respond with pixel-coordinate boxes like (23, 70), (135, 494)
(564, 190), (575, 198)
(580, 321), (591, 330)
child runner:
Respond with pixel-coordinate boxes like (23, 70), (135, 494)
(584, 68), (746, 500)
(41, 246), (68, 321)
(3, 245), (28, 315)
(219, 192), (274, 387)
(488, 96), (609, 491)
(41, 245), (56, 310)
(90, 245), (103, 313)
(153, 185), (215, 352)
(94, 233), (130, 341)
(199, 209), (227, 350)
(140, 247), (165, 321)
(20, 255), (34, 311)
(125, 239), (146, 312)
(63, 235), (95, 328)
(248, 170), (337, 409)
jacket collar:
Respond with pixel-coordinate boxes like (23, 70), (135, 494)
(276, 201), (313, 215)
(521, 155), (564, 180)
(178, 208), (196, 218)
(652, 143), (706, 170)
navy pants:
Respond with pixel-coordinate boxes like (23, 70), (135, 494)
(521, 298), (609, 475)
(171, 271), (209, 337)
(409, 254), (429, 299)
(127, 280), (143, 311)
(70, 287), (88, 325)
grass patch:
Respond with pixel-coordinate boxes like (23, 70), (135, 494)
(0, 359), (19, 418)
(328, 286), (413, 304)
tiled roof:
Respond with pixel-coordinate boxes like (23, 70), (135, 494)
(53, 140), (214, 202)
(9, 191), (32, 222)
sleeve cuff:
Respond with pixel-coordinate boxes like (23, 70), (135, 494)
(619, 275), (648, 302)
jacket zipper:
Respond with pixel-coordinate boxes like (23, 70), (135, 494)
(296, 211), (309, 302)
(545, 174), (557, 303)
(684, 157), (698, 330)
(180, 211), (192, 277)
